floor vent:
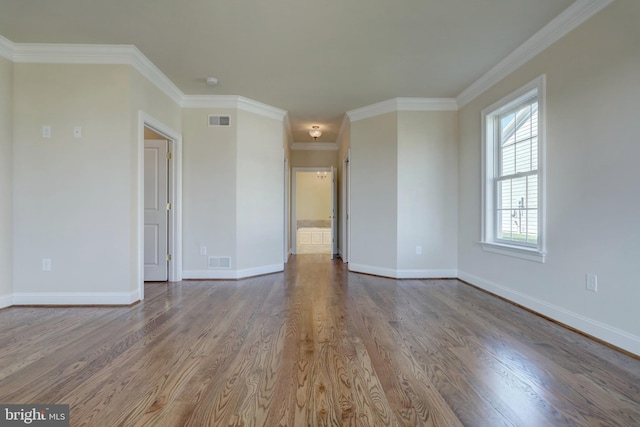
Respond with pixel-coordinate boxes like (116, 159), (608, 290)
(208, 115), (230, 127)
(208, 256), (231, 269)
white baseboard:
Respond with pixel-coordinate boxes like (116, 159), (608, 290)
(349, 263), (456, 279)
(183, 263), (284, 280)
(11, 290), (140, 306)
(458, 271), (640, 357)
(0, 293), (12, 309)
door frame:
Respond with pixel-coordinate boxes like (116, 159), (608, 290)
(341, 151), (350, 263)
(138, 111), (182, 300)
(291, 166), (332, 254)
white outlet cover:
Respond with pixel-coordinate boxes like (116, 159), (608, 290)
(42, 125), (52, 138)
(74, 126), (82, 138)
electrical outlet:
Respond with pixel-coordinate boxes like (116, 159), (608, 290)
(586, 273), (597, 292)
(42, 258), (52, 271)
(42, 125), (52, 138)
(73, 126), (82, 138)
(416, 246), (422, 255)
(200, 246), (207, 256)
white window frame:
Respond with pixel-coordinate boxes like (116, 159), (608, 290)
(481, 75), (546, 263)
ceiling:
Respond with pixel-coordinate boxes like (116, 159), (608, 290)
(0, 0), (575, 143)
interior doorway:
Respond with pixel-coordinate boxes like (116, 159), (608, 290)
(144, 130), (169, 281)
(291, 167), (335, 257)
(138, 112), (182, 300)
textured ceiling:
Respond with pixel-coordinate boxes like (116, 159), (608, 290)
(0, 0), (574, 142)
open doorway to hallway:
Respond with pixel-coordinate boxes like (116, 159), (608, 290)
(292, 168), (334, 256)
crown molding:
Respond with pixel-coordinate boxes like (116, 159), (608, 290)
(291, 142), (338, 151)
(0, 35), (15, 60)
(237, 96), (287, 120)
(347, 97), (457, 122)
(182, 95), (287, 121)
(456, 0), (615, 107)
(5, 40), (184, 105)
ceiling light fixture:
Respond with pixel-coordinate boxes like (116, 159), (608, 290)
(206, 77), (219, 86)
(309, 125), (322, 140)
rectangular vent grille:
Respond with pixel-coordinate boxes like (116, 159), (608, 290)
(208, 256), (231, 269)
(208, 115), (230, 127)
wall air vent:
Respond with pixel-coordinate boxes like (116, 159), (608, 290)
(208, 115), (231, 127)
(208, 256), (231, 269)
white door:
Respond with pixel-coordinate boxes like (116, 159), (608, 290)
(144, 139), (168, 281)
(330, 166), (338, 259)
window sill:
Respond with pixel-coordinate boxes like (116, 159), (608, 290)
(480, 241), (546, 263)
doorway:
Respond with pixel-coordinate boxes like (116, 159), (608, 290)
(291, 167), (336, 258)
(144, 132), (169, 281)
(138, 112), (182, 300)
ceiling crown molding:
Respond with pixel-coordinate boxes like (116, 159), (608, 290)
(0, 35), (15, 60)
(347, 97), (458, 122)
(456, 0), (615, 107)
(182, 95), (287, 121)
(5, 40), (184, 105)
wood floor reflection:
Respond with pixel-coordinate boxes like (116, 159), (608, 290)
(0, 254), (639, 426)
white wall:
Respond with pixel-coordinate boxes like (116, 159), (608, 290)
(350, 112), (398, 272)
(12, 64), (134, 302)
(182, 108), (238, 272)
(296, 172), (331, 221)
(290, 149), (338, 168)
(397, 111), (458, 276)
(235, 109), (284, 273)
(458, 0), (640, 354)
(0, 56), (12, 306)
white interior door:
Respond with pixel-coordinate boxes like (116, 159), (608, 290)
(330, 166), (337, 259)
(144, 139), (168, 281)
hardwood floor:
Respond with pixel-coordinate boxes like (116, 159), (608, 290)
(1, 255), (639, 426)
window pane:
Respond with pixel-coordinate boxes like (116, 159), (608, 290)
(515, 139), (532, 173)
(526, 210), (538, 244)
(527, 175), (538, 208)
(497, 175), (538, 244)
(501, 113), (516, 146)
(501, 144), (515, 176)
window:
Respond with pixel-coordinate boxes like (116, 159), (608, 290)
(481, 76), (546, 262)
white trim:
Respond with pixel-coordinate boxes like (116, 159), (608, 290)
(480, 242), (546, 263)
(458, 271), (640, 357)
(0, 293), (12, 309)
(12, 291), (139, 306)
(182, 264), (283, 280)
(0, 35), (15, 60)
(481, 75), (546, 262)
(11, 42), (184, 105)
(457, 0), (615, 107)
(237, 96), (287, 120)
(347, 97), (458, 122)
(138, 112), (183, 297)
(291, 142), (338, 151)
(396, 269), (458, 279)
(348, 263), (457, 279)
(183, 95), (287, 120)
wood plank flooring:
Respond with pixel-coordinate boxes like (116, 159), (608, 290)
(1, 254), (639, 426)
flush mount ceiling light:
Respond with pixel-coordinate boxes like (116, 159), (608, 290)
(309, 125), (322, 140)
(206, 77), (219, 86)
